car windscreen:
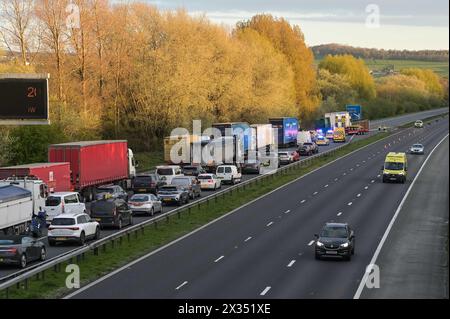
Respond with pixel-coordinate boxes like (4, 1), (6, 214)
(51, 218), (76, 226)
(91, 201), (115, 213)
(171, 178), (189, 186)
(183, 167), (197, 172)
(157, 168), (173, 175)
(96, 187), (114, 194)
(412, 144), (423, 148)
(45, 196), (61, 206)
(130, 195), (150, 202)
(160, 186), (178, 192)
(320, 226), (348, 238)
(198, 175), (213, 180)
(385, 162), (404, 170)
(278, 152), (288, 156)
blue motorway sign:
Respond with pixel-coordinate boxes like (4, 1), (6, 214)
(346, 105), (362, 121)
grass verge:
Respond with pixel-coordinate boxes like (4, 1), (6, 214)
(1, 132), (390, 299)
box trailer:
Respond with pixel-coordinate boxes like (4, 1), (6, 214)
(0, 162), (70, 193)
(212, 122), (252, 153)
(269, 117), (299, 148)
(48, 140), (137, 201)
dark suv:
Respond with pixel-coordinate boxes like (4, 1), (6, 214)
(157, 185), (190, 206)
(90, 198), (133, 229)
(314, 223), (355, 261)
(170, 176), (201, 199)
(132, 174), (166, 194)
(182, 165), (206, 177)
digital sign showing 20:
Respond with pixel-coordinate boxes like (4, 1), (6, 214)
(0, 78), (48, 120)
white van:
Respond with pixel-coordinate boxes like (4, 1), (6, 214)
(216, 165), (242, 185)
(45, 192), (86, 222)
(297, 131), (312, 147)
(156, 165), (183, 184)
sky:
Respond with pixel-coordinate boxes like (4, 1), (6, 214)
(127, 0), (449, 50)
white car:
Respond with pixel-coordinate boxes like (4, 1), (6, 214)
(128, 193), (162, 216)
(155, 165), (183, 184)
(48, 213), (100, 246)
(414, 120), (424, 128)
(45, 192), (86, 222)
(197, 174), (222, 190)
(410, 143), (425, 155)
(216, 165), (242, 185)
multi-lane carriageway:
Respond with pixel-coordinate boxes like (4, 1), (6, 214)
(0, 108), (447, 286)
(65, 113), (449, 298)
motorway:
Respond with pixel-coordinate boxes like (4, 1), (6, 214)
(369, 107), (448, 130)
(67, 113), (448, 298)
(0, 108), (448, 284)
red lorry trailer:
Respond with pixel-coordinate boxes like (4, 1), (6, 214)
(0, 163), (71, 193)
(48, 140), (136, 201)
(345, 119), (369, 135)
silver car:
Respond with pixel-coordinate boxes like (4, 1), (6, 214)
(128, 194), (162, 216)
(409, 143), (424, 155)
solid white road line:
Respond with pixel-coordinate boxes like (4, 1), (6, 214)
(308, 240), (315, 246)
(354, 133), (449, 299)
(176, 281), (188, 290)
(260, 286), (271, 296)
(214, 256), (224, 263)
(244, 236), (252, 242)
(287, 260), (296, 267)
(266, 222), (274, 227)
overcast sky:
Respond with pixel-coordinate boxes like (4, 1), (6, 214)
(125, 0), (449, 50)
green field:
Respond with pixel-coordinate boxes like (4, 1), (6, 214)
(315, 58), (449, 78)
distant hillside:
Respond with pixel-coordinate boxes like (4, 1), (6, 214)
(312, 44), (449, 62)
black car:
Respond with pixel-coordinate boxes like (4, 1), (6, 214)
(0, 235), (46, 268)
(157, 185), (190, 206)
(314, 223), (355, 261)
(182, 165), (206, 177)
(170, 176), (202, 199)
(90, 198), (133, 229)
(95, 185), (128, 201)
(132, 174), (166, 194)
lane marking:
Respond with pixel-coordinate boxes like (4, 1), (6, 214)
(244, 236), (252, 242)
(371, 180), (375, 183)
(284, 210), (291, 214)
(357, 193), (361, 198)
(348, 202), (353, 206)
(324, 184), (329, 188)
(260, 286), (271, 296)
(334, 178), (338, 181)
(354, 133), (449, 299)
(214, 256), (224, 263)
(377, 174), (381, 178)
(300, 199), (306, 204)
(337, 212), (343, 216)
(266, 222), (274, 227)
(350, 168), (354, 171)
(364, 186), (369, 190)
(343, 173), (347, 176)
(313, 191), (318, 195)
(287, 260), (296, 267)
(308, 240), (315, 246)
(176, 281), (188, 290)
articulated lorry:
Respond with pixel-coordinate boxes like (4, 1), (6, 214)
(212, 122), (252, 153)
(243, 124), (275, 173)
(48, 140), (137, 201)
(269, 117), (299, 148)
(203, 136), (245, 172)
(0, 179), (47, 235)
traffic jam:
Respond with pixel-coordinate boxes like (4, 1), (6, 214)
(0, 109), (394, 270)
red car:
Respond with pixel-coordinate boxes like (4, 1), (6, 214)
(291, 150), (300, 162)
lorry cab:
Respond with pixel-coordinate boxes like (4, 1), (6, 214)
(382, 152), (407, 183)
(128, 148), (137, 178)
(0, 178), (47, 215)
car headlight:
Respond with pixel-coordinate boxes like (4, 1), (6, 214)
(316, 241), (324, 247)
(340, 242), (349, 248)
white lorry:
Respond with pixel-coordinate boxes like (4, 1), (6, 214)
(297, 131), (312, 147)
(0, 179), (48, 235)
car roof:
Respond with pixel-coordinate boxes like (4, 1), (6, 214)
(48, 192), (78, 197)
(325, 222), (348, 228)
(53, 213), (85, 219)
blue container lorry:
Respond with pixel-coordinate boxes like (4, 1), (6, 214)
(212, 122), (252, 153)
(269, 117), (299, 147)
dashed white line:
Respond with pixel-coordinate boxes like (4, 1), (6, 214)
(363, 160), (366, 163)
(214, 255), (224, 263)
(313, 191), (318, 195)
(287, 260), (296, 267)
(377, 174), (381, 178)
(371, 180), (375, 183)
(348, 202), (353, 206)
(334, 178), (338, 181)
(350, 168), (354, 171)
(337, 212), (343, 216)
(266, 221), (274, 227)
(308, 240), (315, 246)
(356, 164), (360, 167)
(324, 184), (329, 188)
(357, 193), (361, 198)
(284, 210), (291, 214)
(244, 236), (252, 242)
(176, 281), (188, 290)
(343, 173), (347, 176)
(364, 186), (369, 190)
(260, 286), (271, 296)
(300, 199), (306, 204)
